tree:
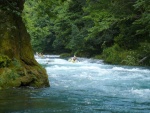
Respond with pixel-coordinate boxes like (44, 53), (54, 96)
(23, 0), (150, 66)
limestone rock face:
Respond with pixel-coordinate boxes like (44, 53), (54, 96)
(0, 0), (50, 89)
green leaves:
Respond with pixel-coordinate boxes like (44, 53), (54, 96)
(23, 0), (52, 52)
(23, 0), (150, 65)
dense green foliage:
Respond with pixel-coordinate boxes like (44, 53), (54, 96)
(23, 0), (150, 66)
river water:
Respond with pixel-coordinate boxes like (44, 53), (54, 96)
(0, 55), (150, 113)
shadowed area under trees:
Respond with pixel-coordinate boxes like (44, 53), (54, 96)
(0, 0), (49, 89)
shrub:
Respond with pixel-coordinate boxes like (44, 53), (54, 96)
(137, 42), (150, 65)
(102, 44), (139, 65)
(121, 51), (138, 65)
(102, 44), (122, 64)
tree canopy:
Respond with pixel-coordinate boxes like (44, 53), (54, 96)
(23, 0), (150, 66)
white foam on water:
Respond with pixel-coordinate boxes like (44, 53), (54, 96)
(35, 58), (51, 64)
(46, 65), (76, 71)
(129, 88), (150, 99)
(112, 67), (150, 73)
(44, 55), (60, 58)
(36, 56), (150, 101)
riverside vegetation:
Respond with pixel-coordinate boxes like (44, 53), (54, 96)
(0, 0), (149, 89)
(23, 0), (150, 66)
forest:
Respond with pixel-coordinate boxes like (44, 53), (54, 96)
(0, 0), (150, 111)
(23, 0), (150, 66)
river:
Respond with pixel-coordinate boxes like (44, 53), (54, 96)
(0, 55), (150, 113)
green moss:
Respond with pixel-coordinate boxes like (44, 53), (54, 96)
(0, 5), (50, 89)
(0, 65), (49, 89)
(0, 68), (21, 88)
(11, 58), (22, 68)
(0, 54), (11, 68)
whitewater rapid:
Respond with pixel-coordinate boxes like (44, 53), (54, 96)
(36, 56), (150, 102)
(1, 55), (149, 113)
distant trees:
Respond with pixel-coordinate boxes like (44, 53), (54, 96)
(23, 0), (150, 66)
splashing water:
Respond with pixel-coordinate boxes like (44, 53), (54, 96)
(0, 55), (150, 113)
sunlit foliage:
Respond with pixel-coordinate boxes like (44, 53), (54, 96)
(23, 0), (150, 66)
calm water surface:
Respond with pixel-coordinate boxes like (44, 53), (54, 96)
(0, 55), (150, 113)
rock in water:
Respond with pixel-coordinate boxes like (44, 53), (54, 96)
(0, 0), (50, 89)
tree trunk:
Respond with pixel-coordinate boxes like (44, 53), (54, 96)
(0, 0), (50, 89)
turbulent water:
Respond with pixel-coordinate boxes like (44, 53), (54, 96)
(0, 55), (150, 113)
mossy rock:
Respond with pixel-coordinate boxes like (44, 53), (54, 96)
(0, 66), (49, 89)
(0, 54), (11, 68)
(0, 68), (21, 89)
(0, 2), (50, 89)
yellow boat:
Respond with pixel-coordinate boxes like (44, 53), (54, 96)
(68, 58), (78, 63)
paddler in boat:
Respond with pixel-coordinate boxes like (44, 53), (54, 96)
(69, 55), (77, 62)
(72, 55), (77, 62)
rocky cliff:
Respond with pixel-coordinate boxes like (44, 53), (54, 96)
(0, 0), (50, 89)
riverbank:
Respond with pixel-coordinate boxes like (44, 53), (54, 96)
(59, 50), (150, 67)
